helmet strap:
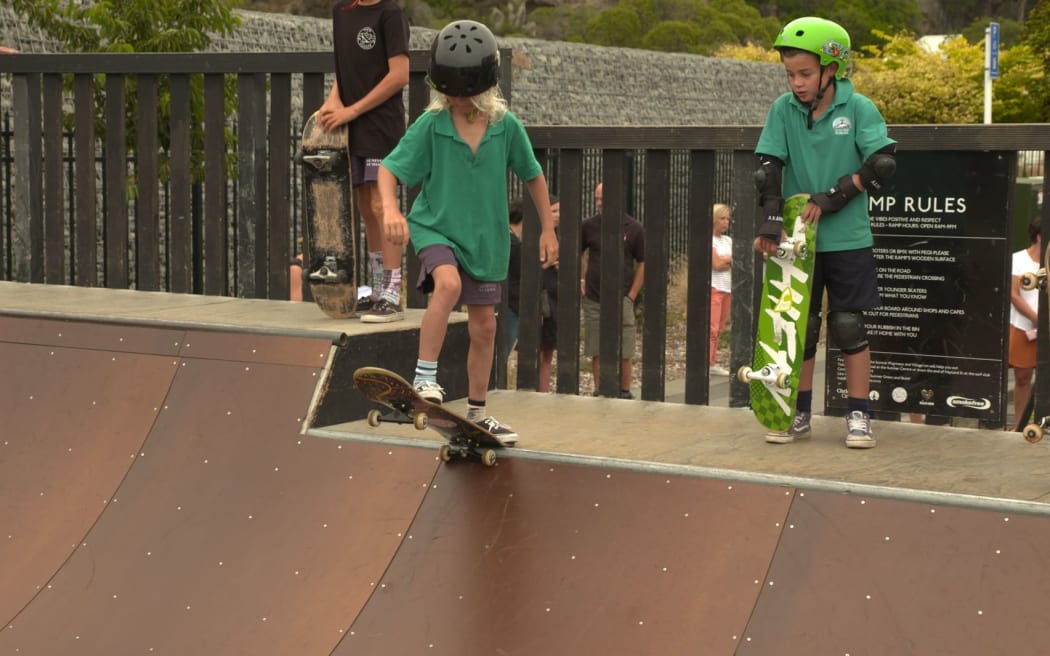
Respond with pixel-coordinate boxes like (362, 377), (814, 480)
(806, 67), (836, 129)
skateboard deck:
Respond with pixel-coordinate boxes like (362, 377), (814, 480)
(353, 366), (511, 465)
(738, 193), (815, 432)
(300, 111), (357, 319)
(1018, 244), (1048, 442)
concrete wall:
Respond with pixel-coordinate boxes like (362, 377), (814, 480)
(0, 7), (785, 127)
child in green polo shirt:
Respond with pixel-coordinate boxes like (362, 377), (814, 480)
(753, 16), (897, 449)
(377, 20), (558, 444)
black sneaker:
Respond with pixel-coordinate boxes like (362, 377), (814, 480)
(360, 298), (404, 323)
(354, 296), (377, 317)
(474, 416), (519, 445)
(618, 390), (634, 400)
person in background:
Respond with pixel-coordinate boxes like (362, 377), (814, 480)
(710, 203), (732, 376)
(580, 182), (645, 399)
(1009, 216), (1042, 427)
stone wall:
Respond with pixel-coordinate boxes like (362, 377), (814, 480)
(0, 7), (786, 127)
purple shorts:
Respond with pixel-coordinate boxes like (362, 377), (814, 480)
(416, 244), (503, 305)
(350, 156), (381, 187)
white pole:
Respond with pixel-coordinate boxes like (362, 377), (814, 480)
(984, 26), (992, 124)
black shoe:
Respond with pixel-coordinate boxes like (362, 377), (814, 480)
(360, 298), (404, 323)
(618, 390), (634, 400)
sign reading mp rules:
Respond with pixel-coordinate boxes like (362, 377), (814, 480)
(825, 151), (1011, 425)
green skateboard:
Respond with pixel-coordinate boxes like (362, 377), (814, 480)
(737, 194), (815, 432)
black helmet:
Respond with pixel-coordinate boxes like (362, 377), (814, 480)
(427, 20), (500, 98)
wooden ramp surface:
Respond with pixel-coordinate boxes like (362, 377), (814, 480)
(2, 304), (1050, 655)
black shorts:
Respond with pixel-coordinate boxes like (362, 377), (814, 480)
(810, 246), (881, 315)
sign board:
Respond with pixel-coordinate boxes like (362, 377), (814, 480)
(990, 22), (1000, 79)
(825, 151), (1012, 424)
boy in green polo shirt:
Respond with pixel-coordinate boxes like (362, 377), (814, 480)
(753, 16), (897, 449)
(377, 20), (558, 444)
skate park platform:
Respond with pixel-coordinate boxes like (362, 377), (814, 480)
(2, 280), (1050, 655)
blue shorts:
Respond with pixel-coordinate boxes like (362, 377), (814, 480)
(350, 156), (381, 187)
(810, 247), (881, 314)
(416, 244), (503, 306)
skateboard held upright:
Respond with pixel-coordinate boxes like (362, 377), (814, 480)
(737, 194), (816, 432)
(353, 366), (512, 466)
(301, 111), (357, 319)
(1018, 245), (1048, 442)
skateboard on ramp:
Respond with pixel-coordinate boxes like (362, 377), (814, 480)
(1018, 245), (1048, 442)
(353, 366), (511, 466)
(301, 111), (357, 319)
(737, 194), (816, 432)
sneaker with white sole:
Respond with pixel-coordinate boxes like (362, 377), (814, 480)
(474, 415), (519, 446)
(413, 379), (445, 404)
(845, 410), (876, 449)
(766, 411), (812, 444)
(360, 298), (404, 323)
(710, 365), (730, 376)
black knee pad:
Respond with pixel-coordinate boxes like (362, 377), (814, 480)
(803, 314), (821, 360)
(828, 311), (868, 354)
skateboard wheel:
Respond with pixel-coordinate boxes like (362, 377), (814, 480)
(775, 372), (791, 389)
(413, 412), (428, 431)
(1020, 272), (1039, 291)
(438, 444), (452, 462)
(480, 449), (497, 467)
(736, 366), (753, 384)
(793, 242), (808, 258)
(1023, 424), (1044, 443)
(367, 409), (382, 427)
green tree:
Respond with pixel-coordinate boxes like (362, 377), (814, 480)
(1019, 0), (1050, 121)
(960, 16), (1026, 47)
(3, 0), (241, 181)
(586, 6), (643, 48)
(641, 20), (707, 53)
(530, 4), (600, 42)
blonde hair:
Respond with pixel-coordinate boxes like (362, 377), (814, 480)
(425, 85), (509, 124)
(713, 203), (731, 221)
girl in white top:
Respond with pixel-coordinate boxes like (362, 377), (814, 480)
(710, 204), (733, 375)
(1009, 216), (1041, 425)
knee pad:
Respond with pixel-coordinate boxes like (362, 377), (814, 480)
(828, 311), (868, 354)
(803, 315), (821, 360)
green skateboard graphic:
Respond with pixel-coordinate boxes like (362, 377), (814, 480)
(737, 194), (815, 432)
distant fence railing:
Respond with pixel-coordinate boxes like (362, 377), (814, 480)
(2, 53), (1049, 419)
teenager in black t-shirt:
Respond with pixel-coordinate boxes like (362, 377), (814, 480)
(318, 0), (410, 322)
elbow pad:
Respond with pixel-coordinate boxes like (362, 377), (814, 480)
(857, 148), (897, 192)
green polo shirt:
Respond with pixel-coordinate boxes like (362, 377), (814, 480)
(381, 109), (543, 281)
(755, 79), (895, 252)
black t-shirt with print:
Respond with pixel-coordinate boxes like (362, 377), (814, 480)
(580, 213), (645, 302)
(331, 0), (410, 158)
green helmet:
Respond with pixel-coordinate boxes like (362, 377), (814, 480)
(774, 17), (852, 79)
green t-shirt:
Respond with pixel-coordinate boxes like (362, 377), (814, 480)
(755, 79), (895, 252)
(381, 109), (543, 281)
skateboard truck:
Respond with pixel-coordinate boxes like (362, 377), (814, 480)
(308, 256), (350, 284)
(736, 364), (791, 389)
(303, 150), (347, 173)
(774, 238), (809, 262)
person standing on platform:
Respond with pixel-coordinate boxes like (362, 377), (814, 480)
(318, 0), (409, 322)
(377, 20), (559, 444)
(754, 16), (896, 449)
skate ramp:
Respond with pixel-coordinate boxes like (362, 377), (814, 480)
(3, 313), (1050, 655)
